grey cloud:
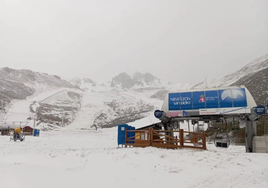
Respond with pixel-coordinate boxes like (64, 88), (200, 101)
(0, 0), (268, 83)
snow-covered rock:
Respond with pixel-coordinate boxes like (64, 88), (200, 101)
(192, 54), (268, 89)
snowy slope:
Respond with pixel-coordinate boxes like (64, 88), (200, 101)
(231, 67), (268, 105)
(192, 54), (268, 89)
(0, 128), (267, 188)
(1, 79), (159, 130)
(1, 87), (81, 128)
(219, 54), (268, 87)
(67, 89), (156, 129)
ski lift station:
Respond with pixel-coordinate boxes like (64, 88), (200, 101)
(118, 85), (268, 153)
(158, 85), (267, 152)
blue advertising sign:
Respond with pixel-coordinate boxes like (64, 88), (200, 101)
(205, 90), (219, 108)
(193, 91), (205, 109)
(180, 92), (192, 110)
(169, 88), (248, 111)
(255, 105), (266, 115)
(219, 89), (233, 108)
(232, 89), (247, 107)
(169, 93), (181, 111)
(154, 110), (163, 119)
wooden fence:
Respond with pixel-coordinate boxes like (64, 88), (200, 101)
(125, 128), (206, 150)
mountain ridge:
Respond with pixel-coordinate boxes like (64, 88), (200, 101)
(1, 52), (268, 130)
(191, 54), (268, 89)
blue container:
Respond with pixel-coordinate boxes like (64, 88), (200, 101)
(118, 124), (136, 145)
(118, 124), (128, 145)
(33, 129), (40, 137)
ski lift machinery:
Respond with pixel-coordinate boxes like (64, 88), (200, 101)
(154, 85), (267, 152)
(213, 118), (231, 148)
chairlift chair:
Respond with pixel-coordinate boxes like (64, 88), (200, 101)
(214, 129), (230, 148)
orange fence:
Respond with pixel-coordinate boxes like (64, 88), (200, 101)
(125, 128), (206, 150)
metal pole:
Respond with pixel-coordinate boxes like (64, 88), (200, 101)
(34, 115), (36, 128)
(245, 120), (257, 153)
(61, 114), (64, 127)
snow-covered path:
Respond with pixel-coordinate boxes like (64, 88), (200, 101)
(3, 88), (80, 123)
(4, 99), (34, 122)
(0, 128), (267, 188)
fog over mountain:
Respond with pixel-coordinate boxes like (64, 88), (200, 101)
(1, 53), (268, 129)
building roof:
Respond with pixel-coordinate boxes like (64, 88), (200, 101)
(0, 121), (34, 129)
(136, 122), (163, 130)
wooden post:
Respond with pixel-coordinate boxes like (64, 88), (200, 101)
(149, 128), (153, 146)
(125, 128), (127, 147)
(179, 129), (184, 148)
(202, 131), (206, 150)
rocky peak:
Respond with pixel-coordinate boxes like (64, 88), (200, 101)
(110, 72), (143, 89)
(0, 67), (74, 88)
(133, 72), (160, 85)
(83, 78), (96, 86)
(110, 72), (163, 89)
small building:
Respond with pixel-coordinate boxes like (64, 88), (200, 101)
(23, 126), (34, 135)
(0, 122), (35, 136)
(0, 123), (15, 135)
(0, 127), (13, 135)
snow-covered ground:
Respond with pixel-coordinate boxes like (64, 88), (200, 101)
(0, 127), (268, 188)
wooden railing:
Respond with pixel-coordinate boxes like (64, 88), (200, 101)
(182, 130), (206, 150)
(151, 129), (180, 149)
(125, 129), (151, 147)
(125, 128), (206, 150)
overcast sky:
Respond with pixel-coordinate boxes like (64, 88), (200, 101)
(0, 0), (268, 84)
